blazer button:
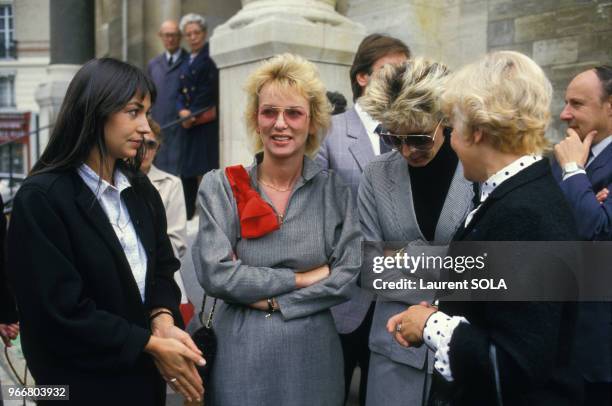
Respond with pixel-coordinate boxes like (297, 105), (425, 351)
(182, 88), (188, 94)
(192, 70), (196, 75)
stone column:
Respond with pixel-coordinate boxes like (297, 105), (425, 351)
(210, 0), (365, 166)
(142, 0), (182, 64)
(35, 0), (94, 155)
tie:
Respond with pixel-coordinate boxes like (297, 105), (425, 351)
(379, 136), (391, 154)
(586, 149), (594, 168)
(168, 56), (174, 66)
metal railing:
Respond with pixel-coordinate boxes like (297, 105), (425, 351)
(0, 106), (213, 212)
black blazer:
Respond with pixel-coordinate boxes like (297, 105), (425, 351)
(0, 194), (18, 324)
(433, 159), (582, 405)
(7, 169), (181, 405)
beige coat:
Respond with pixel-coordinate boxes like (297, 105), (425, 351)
(147, 165), (188, 303)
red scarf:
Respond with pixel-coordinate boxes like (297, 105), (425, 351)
(225, 165), (280, 239)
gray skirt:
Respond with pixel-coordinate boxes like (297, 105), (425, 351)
(206, 302), (344, 406)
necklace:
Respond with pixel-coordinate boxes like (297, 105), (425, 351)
(258, 178), (294, 193)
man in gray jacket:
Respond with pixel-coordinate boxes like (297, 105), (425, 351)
(316, 33), (410, 405)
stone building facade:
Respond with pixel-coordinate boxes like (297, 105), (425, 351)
(0, 0), (50, 112)
(87, 0), (611, 164)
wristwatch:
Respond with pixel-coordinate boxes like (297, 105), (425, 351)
(562, 162), (584, 177)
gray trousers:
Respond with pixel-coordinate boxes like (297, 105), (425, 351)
(365, 351), (432, 406)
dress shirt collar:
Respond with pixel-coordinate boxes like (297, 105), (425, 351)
(464, 154), (542, 228)
(480, 154), (542, 202)
(354, 101), (379, 136)
(147, 165), (172, 183)
(77, 163), (131, 197)
(165, 48), (182, 64)
(588, 134), (612, 167)
(355, 100), (383, 155)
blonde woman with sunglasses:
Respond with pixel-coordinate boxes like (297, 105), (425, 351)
(356, 58), (475, 406)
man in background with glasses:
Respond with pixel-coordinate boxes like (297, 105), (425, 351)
(357, 59), (474, 406)
(146, 20), (188, 176)
(316, 33), (410, 406)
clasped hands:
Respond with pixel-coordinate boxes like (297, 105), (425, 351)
(386, 301), (438, 348)
(145, 310), (205, 403)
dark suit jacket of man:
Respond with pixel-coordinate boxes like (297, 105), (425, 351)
(434, 159), (582, 405)
(553, 141), (612, 384)
(7, 169), (182, 406)
(147, 48), (189, 175)
(177, 43), (219, 177)
(553, 141), (612, 240)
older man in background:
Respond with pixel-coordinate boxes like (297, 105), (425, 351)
(147, 20), (188, 176)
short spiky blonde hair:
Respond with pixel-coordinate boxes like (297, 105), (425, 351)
(360, 58), (450, 133)
(244, 53), (332, 157)
(441, 51), (552, 154)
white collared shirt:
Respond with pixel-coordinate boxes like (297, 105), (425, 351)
(165, 49), (182, 65)
(77, 164), (148, 302)
(354, 101), (383, 156)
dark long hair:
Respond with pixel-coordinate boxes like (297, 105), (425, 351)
(30, 58), (156, 177)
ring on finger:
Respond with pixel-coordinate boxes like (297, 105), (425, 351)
(396, 323), (403, 333)
(169, 377), (177, 383)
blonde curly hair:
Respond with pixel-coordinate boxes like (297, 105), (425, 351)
(244, 53), (332, 157)
(360, 58), (450, 132)
(441, 51), (552, 154)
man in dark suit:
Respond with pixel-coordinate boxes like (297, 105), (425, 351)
(554, 65), (612, 405)
(146, 20), (188, 176)
(316, 34), (410, 406)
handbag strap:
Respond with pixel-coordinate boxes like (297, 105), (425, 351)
(199, 293), (217, 329)
(489, 343), (504, 406)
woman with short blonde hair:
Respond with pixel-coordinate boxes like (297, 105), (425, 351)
(193, 53), (360, 405)
(244, 53), (331, 156)
(388, 51), (581, 405)
(441, 50), (552, 154)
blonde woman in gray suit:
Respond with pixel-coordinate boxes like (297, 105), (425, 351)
(193, 53), (361, 405)
(357, 59), (475, 406)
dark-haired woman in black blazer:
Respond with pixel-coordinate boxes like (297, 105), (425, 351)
(7, 58), (205, 405)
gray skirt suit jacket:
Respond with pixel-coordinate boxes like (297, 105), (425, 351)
(192, 155), (361, 405)
(357, 151), (474, 406)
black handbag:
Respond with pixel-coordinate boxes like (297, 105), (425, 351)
(191, 294), (217, 381)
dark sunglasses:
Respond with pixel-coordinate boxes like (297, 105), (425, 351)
(375, 121), (448, 151)
(144, 139), (159, 150)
